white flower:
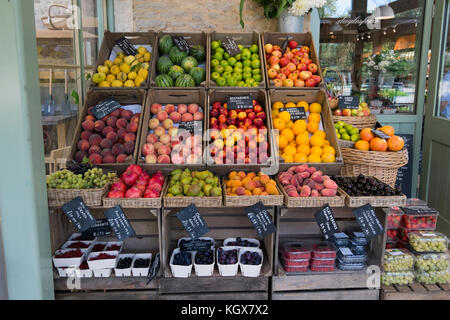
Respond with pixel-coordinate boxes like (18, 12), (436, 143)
(368, 61), (376, 67)
(289, 0), (313, 16)
(311, 0), (326, 8)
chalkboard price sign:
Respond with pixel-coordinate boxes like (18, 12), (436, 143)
(395, 134), (413, 198)
(279, 107), (306, 120)
(91, 97), (121, 120)
(147, 253), (160, 284)
(352, 204), (384, 239)
(314, 205), (339, 240)
(62, 197), (96, 232)
(179, 239), (213, 252)
(104, 205), (136, 241)
(246, 202), (276, 239)
(173, 36), (190, 52)
(338, 96), (359, 110)
(177, 204), (210, 239)
(401, 206), (438, 215)
(372, 129), (392, 140)
(178, 120), (202, 134)
(81, 219), (111, 238)
(115, 37), (138, 56)
(226, 95), (253, 110)
(222, 36), (241, 57)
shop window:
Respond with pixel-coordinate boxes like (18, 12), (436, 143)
(437, 3), (450, 120)
(319, 0), (425, 115)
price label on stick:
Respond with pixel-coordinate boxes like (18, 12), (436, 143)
(279, 107), (306, 120)
(115, 37), (138, 56)
(222, 36), (241, 57)
(81, 219), (111, 238)
(352, 204), (384, 239)
(104, 205), (136, 241)
(246, 202), (276, 239)
(226, 95), (253, 110)
(173, 36), (190, 52)
(147, 253), (160, 284)
(314, 205), (339, 240)
(177, 204), (210, 239)
(91, 97), (121, 120)
(62, 197), (96, 232)
(338, 96), (359, 110)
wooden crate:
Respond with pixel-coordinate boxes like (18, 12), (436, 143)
(381, 283), (450, 300)
(268, 89), (344, 175)
(151, 32), (209, 89)
(50, 207), (162, 300)
(208, 32), (266, 89)
(271, 206), (385, 300)
(261, 32), (324, 90)
(89, 31), (157, 90)
(67, 89), (147, 170)
(137, 89), (208, 174)
(159, 206), (274, 299)
(206, 89), (277, 176)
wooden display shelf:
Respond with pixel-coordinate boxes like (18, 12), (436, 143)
(381, 283), (450, 300)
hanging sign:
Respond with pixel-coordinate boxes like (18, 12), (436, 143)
(352, 204), (384, 239)
(62, 197), (96, 232)
(177, 204), (210, 239)
(104, 205), (136, 241)
(246, 202), (276, 239)
(222, 36), (241, 57)
(115, 37), (138, 56)
(314, 205), (339, 240)
(338, 96), (359, 109)
(91, 97), (121, 120)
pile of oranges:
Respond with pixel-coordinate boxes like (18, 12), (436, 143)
(225, 171), (280, 196)
(354, 126), (405, 152)
(272, 101), (336, 163)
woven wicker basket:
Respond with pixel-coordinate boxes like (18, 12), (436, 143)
(333, 115), (378, 130)
(163, 195), (223, 208)
(223, 179), (283, 207)
(276, 177), (345, 208)
(340, 148), (409, 187)
(338, 139), (355, 149)
(103, 180), (167, 209)
(47, 183), (109, 207)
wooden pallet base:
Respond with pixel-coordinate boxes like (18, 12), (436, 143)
(381, 283), (450, 300)
(56, 290), (159, 300)
(272, 289), (379, 300)
(160, 292), (268, 300)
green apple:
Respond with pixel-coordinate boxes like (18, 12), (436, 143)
(216, 77), (226, 86)
(220, 60), (229, 68)
(214, 65), (224, 74)
(249, 44), (259, 53)
(211, 59), (220, 68)
(238, 45), (244, 51)
(235, 53), (242, 61)
(235, 62), (243, 69)
(241, 49), (251, 60)
(238, 81), (245, 87)
(341, 133), (350, 141)
(227, 57), (237, 67)
(211, 41), (220, 51)
(243, 72), (252, 80)
(243, 60), (252, 68)
(252, 74), (262, 83)
(351, 134), (360, 142)
(213, 52), (223, 61)
(245, 78), (255, 85)
(224, 66), (234, 73)
(252, 68), (261, 75)
(234, 67), (243, 74)
(251, 59), (261, 69)
(243, 66), (252, 74)
(227, 77), (238, 86)
(211, 72), (220, 82)
(223, 71), (232, 79)
(223, 52), (230, 60)
(233, 72), (243, 81)
(251, 54), (259, 61)
(215, 47), (225, 55)
(244, 83), (251, 87)
(251, 82), (259, 87)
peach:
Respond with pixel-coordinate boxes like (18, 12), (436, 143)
(94, 120), (105, 132)
(168, 127), (178, 137)
(154, 142), (163, 151)
(171, 153), (184, 165)
(307, 167), (317, 174)
(311, 172), (324, 184)
(106, 116), (117, 128)
(120, 109), (133, 120)
(235, 187), (246, 196)
(101, 148), (113, 158)
(77, 139), (90, 151)
(116, 118), (128, 129)
(154, 126), (165, 137)
(295, 165), (308, 173)
(151, 103), (162, 115)
(85, 115), (95, 122)
(188, 104), (199, 114)
(300, 186), (311, 197)
(103, 154), (116, 164)
(126, 122), (138, 133)
(311, 190), (320, 197)
(165, 104), (176, 114)
(88, 145), (101, 155)
(80, 131), (92, 140)
(181, 113), (194, 122)
(193, 112), (204, 121)
(290, 175), (303, 188)
(169, 112), (182, 123)
(130, 115), (140, 124)
(100, 138), (113, 149)
(123, 141), (135, 154)
(142, 143), (155, 156)
(116, 154), (128, 163)
(102, 126), (115, 136)
(146, 133), (158, 144)
(145, 154), (157, 164)
(75, 151), (87, 163)
(321, 189), (337, 197)
(185, 154), (200, 164)
(112, 143), (125, 156)
(177, 104), (188, 114)
(89, 134), (102, 146)
(315, 183), (324, 192)
(82, 120), (95, 131)
(160, 133), (171, 145)
(124, 133), (136, 143)
(88, 153), (102, 164)
(117, 128), (127, 140)
(323, 179), (338, 190)
(111, 109), (121, 118)
(158, 145), (171, 156)
(288, 190), (300, 197)
(156, 110), (168, 122)
(106, 131), (118, 143)
(157, 155), (171, 164)
(299, 171), (311, 180)
(162, 119), (173, 129)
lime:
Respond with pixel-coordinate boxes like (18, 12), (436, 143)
(342, 133), (350, 141)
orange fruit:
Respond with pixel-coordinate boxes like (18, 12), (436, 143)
(282, 153), (294, 163)
(310, 146), (323, 156)
(272, 101), (284, 110)
(292, 122), (306, 135)
(308, 113), (321, 123)
(322, 153), (336, 163)
(297, 101), (309, 112)
(322, 146), (336, 155)
(360, 128), (375, 142)
(285, 102), (296, 108)
(387, 135), (405, 152)
(380, 125), (395, 137)
(296, 133), (309, 146)
(323, 140), (330, 147)
(286, 121), (294, 129)
(283, 145), (297, 156)
(307, 121), (319, 134)
(272, 109), (279, 118)
(314, 130), (326, 139)
(354, 140), (370, 151)
(297, 144), (311, 156)
(310, 135), (325, 147)
(308, 154), (322, 163)
(294, 153), (308, 163)
(309, 102), (322, 114)
(228, 171), (238, 180)
(369, 137), (388, 152)
(281, 128), (295, 142)
(279, 111), (291, 123)
(273, 118), (286, 131)
(277, 135), (288, 149)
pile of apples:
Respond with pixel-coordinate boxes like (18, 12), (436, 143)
(209, 100), (270, 164)
(333, 102), (371, 117)
(264, 40), (321, 88)
(107, 165), (164, 199)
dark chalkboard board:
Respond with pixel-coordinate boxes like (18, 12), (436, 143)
(173, 36), (190, 52)
(338, 96), (359, 110)
(372, 129), (391, 140)
(222, 36), (241, 57)
(179, 239), (213, 252)
(279, 107), (307, 120)
(314, 205), (339, 240)
(81, 219), (111, 238)
(395, 134), (413, 198)
(352, 204), (384, 239)
(246, 202), (276, 239)
(104, 205), (136, 241)
(178, 120), (202, 135)
(91, 97), (121, 120)
(147, 253), (160, 284)
(177, 204), (210, 239)
(115, 37), (138, 56)
(226, 95), (253, 110)
(62, 197), (96, 232)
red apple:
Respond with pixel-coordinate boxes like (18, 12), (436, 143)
(210, 117), (218, 127)
(273, 45), (281, 51)
(218, 115), (227, 124)
(271, 63), (280, 71)
(308, 63), (318, 73)
(294, 79), (305, 87)
(272, 50), (282, 58)
(288, 73), (298, 81)
(286, 63), (297, 72)
(305, 78), (317, 87)
(288, 40), (298, 50)
(268, 56), (279, 65)
(243, 118), (253, 128)
(253, 105), (263, 114)
(290, 58), (300, 65)
(257, 111), (266, 120)
(265, 43), (273, 54)
(334, 109), (343, 116)
(282, 67), (291, 77)
(253, 118), (264, 128)
(279, 57), (289, 67)
(297, 63), (308, 71)
(247, 112), (256, 121)
(342, 109), (352, 116)
(294, 51), (304, 59)
(274, 79), (283, 87)
(301, 46), (310, 54)
(210, 108), (219, 118)
(237, 111), (247, 121)
(312, 75), (322, 84)
(299, 71), (312, 81)
(268, 68), (277, 79)
(276, 73), (287, 81)
(212, 102), (221, 110)
(283, 79), (294, 87)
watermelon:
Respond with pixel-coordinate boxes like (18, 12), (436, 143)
(155, 74), (174, 87)
(157, 56), (173, 74)
(189, 45), (206, 63)
(169, 46), (188, 65)
(181, 56), (198, 73)
(168, 65), (185, 81)
(175, 74), (195, 87)
(189, 67), (206, 86)
(158, 35), (174, 55)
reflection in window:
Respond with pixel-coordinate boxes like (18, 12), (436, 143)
(438, 5), (450, 120)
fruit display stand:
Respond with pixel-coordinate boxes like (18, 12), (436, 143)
(271, 206), (385, 300)
(89, 31), (157, 90)
(208, 32), (266, 89)
(49, 207), (161, 300)
(159, 206), (274, 300)
(137, 89), (208, 174)
(268, 89), (344, 175)
(151, 32), (209, 89)
(261, 32), (324, 90)
(206, 89), (276, 176)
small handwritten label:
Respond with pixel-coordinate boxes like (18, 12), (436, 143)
(115, 37), (138, 56)
(246, 202), (276, 239)
(338, 96), (359, 110)
(104, 205), (136, 241)
(314, 205), (339, 240)
(62, 197), (96, 232)
(222, 36), (241, 57)
(352, 204), (384, 239)
(91, 97), (121, 120)
(173, 36), (190, 52)
(279, 107), (306, 120)
(177, 204), (209, 239)
(226, 95), (253, 110)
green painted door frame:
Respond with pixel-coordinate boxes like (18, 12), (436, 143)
(0, 0), (53, 299)
(420, 0), (450, 234)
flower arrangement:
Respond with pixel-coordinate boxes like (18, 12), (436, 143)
(363, 50), (413, 77)
(240, 0), (326, 28)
